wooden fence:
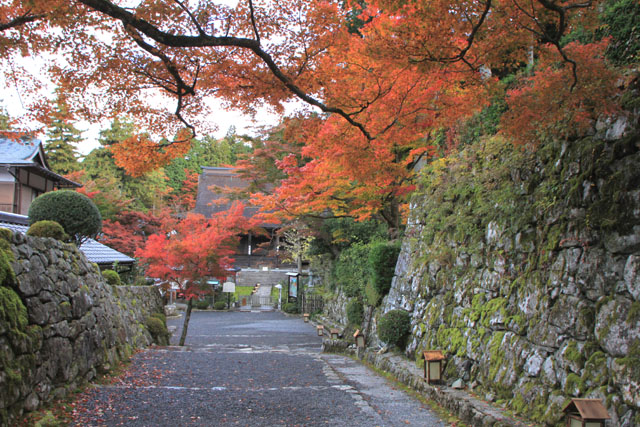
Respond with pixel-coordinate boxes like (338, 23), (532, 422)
(299, 293), (324, 314)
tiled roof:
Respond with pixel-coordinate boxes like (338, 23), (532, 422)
(0, 134), (81, 188)
(0, 213), (135, 266)
(194, 167), (277, 227)
(0, 134), (41, 164)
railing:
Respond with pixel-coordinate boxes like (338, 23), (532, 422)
(299, 293), (324, 314)
(251, 295), (273, 307)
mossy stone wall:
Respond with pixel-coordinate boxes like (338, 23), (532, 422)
(386, 122), (640, 425)
(0, 231), (164, 425)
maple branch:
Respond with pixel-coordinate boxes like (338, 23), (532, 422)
(248, 0), (261, 44)
(534, 0), (591, 91)
(0, 11), (45, 32)
(123, 24), (197, 134)
(409, 0), (492, 66)
(76, 0), (374, 141)
(173, 0), (207, 37)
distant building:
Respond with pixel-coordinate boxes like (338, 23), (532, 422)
(194, 166), (308, 291)
(0, 134), (80, 215)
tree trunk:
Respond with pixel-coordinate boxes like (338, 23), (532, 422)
(179, 298), (193, 346)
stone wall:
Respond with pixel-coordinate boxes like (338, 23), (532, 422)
(0, 230), (164, 424)
(383, 120), (640, 425)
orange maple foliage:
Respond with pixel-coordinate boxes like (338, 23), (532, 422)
(1, 0), (622, 227)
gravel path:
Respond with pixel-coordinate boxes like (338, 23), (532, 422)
(70, 311), (447, 426)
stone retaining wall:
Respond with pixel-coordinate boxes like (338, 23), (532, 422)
(384, 124), (640, 425)
(0, 230), (164, 424)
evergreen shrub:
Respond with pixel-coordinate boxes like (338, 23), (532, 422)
(145, 316), (169, 345)
(282, 302), (298, 314)
(214, 301), (227, 310)
(334, 242), (371, 297)
(364, 282), (381, 307)
(369, 242), (401, 297)
(26, 220), (68, 241)
(346, 299), (364, 326)
(195, 299), (209, 309)
(377, 309), (411, 348)
(102, 269), (121, 286)
(0, 227), (12, 241)
(150, 312), (166, 324)
(28, 190), (102, 245)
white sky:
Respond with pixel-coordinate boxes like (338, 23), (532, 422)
(0, 81), (291, 156)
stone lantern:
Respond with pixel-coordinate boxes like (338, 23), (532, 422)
(563, 398), (610, 427)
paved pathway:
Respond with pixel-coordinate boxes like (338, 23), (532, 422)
(70, 311), (447, 426)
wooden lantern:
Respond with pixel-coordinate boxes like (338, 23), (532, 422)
(303, 313), (310, 322)
(317, 325), (324, 336)
(563, 399), (610, 427)
(422, 350), (446, 384)
(353, 329), (365, 348)
(330, 328), (340, 339)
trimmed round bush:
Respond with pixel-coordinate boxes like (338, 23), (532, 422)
(346, 299), (364, 326)
(102, 269), (121, 286)
(282, 302), (299, 314)
(150, 312), (166, 324)
(377, 309), (411, 348)
(214, 301), (227, 310)
(146, 316), (169, 345)
(26, 220), (68, 241)
(195, 299), (209, 309)
(28, 190), (102, 245)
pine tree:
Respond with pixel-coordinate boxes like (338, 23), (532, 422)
(44, 99), (82, 175)
(0, 107), (11, 130)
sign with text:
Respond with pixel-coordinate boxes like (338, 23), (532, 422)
(222, 282), (235, 293)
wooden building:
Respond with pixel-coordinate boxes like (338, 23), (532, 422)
(0, 134), (80, 215)
(194, 166), (307, 289)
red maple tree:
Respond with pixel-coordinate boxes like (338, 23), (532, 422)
(136, 202), (256, 345)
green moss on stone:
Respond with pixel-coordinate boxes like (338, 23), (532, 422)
(627, 301), (640, 323)
(0, 227), (12, 241)
(615, 340), (640, 382)
(564, 340), (585, 369)
(565, 373), (585, 396)
(0, 286), (28, 329)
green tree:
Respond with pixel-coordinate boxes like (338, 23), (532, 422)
(44, 99), (81, 175)
(0, 107), (11, 130)
(82, 119), (170, 214)
(164, 133), (251, 195)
